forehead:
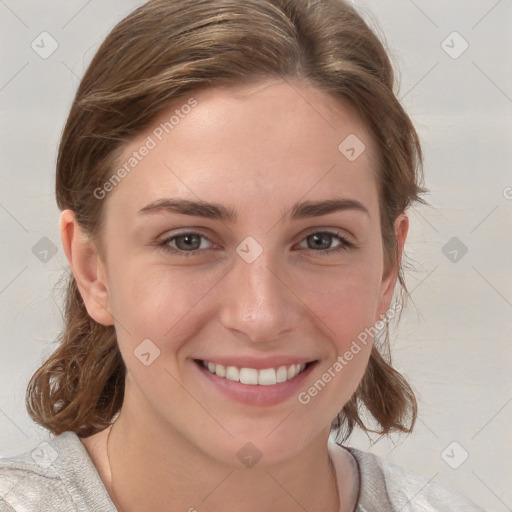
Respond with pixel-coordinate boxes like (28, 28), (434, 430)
(104, 79), (380, 218)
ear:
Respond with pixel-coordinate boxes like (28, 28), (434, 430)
(376, 213), (409, 321)
(59, 209), (114, 326)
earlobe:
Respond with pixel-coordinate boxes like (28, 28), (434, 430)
(59, 209), (114, 326)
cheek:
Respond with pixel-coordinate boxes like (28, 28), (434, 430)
(108, 264), (221, 355)
(294, 268), (380, 415)
(298, 256), (384, 340)
(106, 267), (211, 410)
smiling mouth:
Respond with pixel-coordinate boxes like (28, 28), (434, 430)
(196, 360), (312, 386)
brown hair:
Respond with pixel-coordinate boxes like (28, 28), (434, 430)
(26, 0), (426, 441)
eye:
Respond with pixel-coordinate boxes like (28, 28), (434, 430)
(296, 230), (354, 255)
(159, 232), (213, 256)
(158, 229), (355, 258)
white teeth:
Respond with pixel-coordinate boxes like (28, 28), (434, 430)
(240, 368), (259, 385)
(201, 360), (307, 385)
(276, 366), (288, 383)
(225, 366), (239, 381)
(258, 368), (276, 386)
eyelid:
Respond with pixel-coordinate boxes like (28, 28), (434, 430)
(300, 226), (354, 243)
(158, 228), (216, 250)
(295, 229), (355, 255)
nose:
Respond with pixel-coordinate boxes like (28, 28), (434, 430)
(218, 249), (302, 344)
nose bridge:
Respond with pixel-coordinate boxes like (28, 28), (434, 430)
(219, 246), (300, 343)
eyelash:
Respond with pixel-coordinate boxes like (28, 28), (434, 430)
(158, 230), (355, 257)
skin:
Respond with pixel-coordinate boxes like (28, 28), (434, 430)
(60, 79), (408, 512)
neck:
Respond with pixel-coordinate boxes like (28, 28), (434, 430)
(105, 402), (344, 512)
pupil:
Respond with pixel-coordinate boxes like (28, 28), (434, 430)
(311, 233), (330, 250)
(179, 234), (199, 250)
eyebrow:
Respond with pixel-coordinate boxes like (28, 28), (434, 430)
(138, 197), (370, 221)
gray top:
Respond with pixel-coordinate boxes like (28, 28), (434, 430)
(0, 431), (485, 511)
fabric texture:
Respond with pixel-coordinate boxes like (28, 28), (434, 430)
(0, 431), (485, 511)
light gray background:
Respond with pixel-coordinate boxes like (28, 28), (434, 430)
(1, 1), (511, 510)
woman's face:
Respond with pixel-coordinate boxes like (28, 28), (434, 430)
(87, 79), (406, 465)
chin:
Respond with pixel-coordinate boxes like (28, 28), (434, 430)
(196, 419), (326, 469)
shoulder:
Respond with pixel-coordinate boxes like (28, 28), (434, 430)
(0, 436), (72, 512)
(0, 431), (116, 512)
(328, 441), (486, 512)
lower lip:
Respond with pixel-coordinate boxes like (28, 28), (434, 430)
(192, 360), (317, 406)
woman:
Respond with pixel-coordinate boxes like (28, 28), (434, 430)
(0, 0), (485, 510)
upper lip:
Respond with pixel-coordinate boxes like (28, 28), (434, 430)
(194, 356), (316, 370)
